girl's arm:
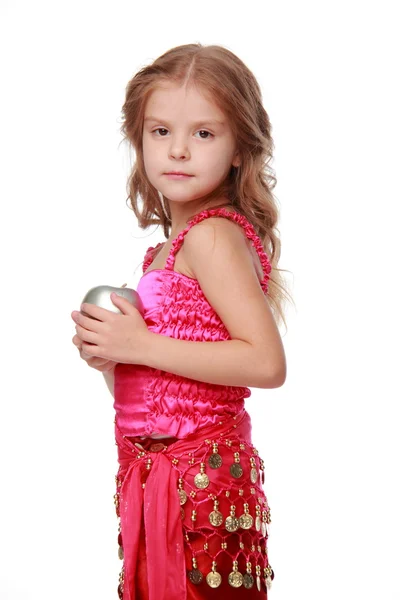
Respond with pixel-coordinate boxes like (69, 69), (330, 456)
(140, 219), (286, 389)
(141, 334), (284, 388)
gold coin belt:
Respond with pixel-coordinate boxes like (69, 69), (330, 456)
(114, 424), (274, 595)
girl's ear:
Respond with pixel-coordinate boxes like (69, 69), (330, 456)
(232, 151), (241, 168)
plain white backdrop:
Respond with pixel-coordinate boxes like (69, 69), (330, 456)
(1, 1), (399, 598)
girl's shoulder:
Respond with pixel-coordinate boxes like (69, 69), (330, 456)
(181, 207), (272, 292)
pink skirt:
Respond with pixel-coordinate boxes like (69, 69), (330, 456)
(113, 409), (274, 599)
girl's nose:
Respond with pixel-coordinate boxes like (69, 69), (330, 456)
(168, 140), (190, 160)
(170, 153), (188, 160)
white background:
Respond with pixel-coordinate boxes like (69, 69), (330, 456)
(1, 1), (399, 599)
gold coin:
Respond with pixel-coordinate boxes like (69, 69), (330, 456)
(239, 513), (254, 529)
(209, 510), (223, 527)
(206, 571), (222, 588)
(255, 515), (262, 531)
(250, 467), (258, 483)
(228, 571), (243, 588)
(188, 568), (203, 584)
(225, 515), (239, 532)
(208, 453), (223, 469)
(243, 573), (254, 588)
(178, 489), (187, 505)
(118, 545), (124, 560)
(194, 472), (210, 489)
(230, 463), (243, 478)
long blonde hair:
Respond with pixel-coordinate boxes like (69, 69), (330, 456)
(119, 43), (294, 331)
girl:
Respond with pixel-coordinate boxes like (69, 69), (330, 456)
(71, 43), (291, 600)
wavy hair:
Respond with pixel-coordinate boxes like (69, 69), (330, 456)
(118, 43), (294, 330)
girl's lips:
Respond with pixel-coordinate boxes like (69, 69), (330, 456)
(164, 173), (193, 179)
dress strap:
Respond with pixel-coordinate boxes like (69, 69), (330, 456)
(142, 242), (164, 274)
(164, 207), (272, 293)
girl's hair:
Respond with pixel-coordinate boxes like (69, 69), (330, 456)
(119, 43), (294, 331)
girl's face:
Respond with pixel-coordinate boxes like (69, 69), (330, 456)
(142, 82), (240, 205)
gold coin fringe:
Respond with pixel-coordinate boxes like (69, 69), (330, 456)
(113, 421), (274, 595)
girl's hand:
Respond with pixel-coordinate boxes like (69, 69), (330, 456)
(72, 333), (118, 372)
(72, 283), (127, 371)
(71, 285), (149, 365)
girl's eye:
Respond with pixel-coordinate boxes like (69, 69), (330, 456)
(195, 130), (213, 139)
(153, 128), (168, 136)
(151, 128), (213, 139)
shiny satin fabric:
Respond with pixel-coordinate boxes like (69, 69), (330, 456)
(114, 408), (272, 600)
(113, 206), (275, 440)
(112, 267), (249, 439)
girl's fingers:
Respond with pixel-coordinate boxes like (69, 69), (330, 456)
(76, 311), (103, 332)
(79, 302), (112, 323)
(73, 331), (109, 366)
(72, 334), (82, 349)
(75, 324), (98, 344)
(79, 347), (103, 362)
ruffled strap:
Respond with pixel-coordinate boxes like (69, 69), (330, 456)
(142, 242), (164, 274)
(164, 208), (272, 293)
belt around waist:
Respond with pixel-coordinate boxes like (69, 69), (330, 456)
(139, 434), (176, 439)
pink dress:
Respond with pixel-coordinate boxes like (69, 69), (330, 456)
(113, 208), (275, 600)
(113, 207), (272, 440)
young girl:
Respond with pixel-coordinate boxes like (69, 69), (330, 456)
(71, 43), (291, 600)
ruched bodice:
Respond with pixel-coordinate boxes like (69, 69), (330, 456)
(113, 207), (272, 439)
